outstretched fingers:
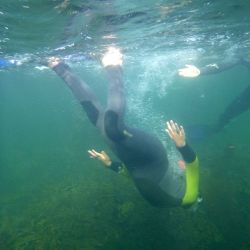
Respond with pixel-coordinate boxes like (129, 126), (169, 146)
(88, 149), (112, 167)
(166, 120), (181, 136)
(180, 125), (185, 138)
(166, 121), (174, 138)
(101, 151), (109, 159)
(88, 149), (102, 159)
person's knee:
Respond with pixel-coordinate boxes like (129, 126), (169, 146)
(104, 110), (125, 142)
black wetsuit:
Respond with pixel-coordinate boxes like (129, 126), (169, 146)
(52, 63), (195, 207)
(216, 84), (250, 131)
(199, 60), (250, 131)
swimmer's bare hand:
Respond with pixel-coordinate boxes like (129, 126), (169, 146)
(166, 120), (186, 147)
(88, 149), (112, 167)
(178, 64), (200, 78)
(48, 57), (61, 68)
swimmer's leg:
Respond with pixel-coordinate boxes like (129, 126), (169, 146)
(106, 65), (125, 116)
(52, 62), (104, 128)
(216, 84), (250, 131)
(186, 85), (250, 139)
(104, 65), (126, 141)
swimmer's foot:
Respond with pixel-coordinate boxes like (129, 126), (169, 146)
(48, 57), (61, 68)
(101, 47), (123, 67)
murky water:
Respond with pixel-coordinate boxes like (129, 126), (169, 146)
(1, 1), (250, 249)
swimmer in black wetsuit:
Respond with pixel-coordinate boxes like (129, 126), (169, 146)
(48, 48), (199, 207)
(178, 59), (250, 133)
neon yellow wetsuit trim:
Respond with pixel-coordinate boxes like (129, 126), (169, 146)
(182, 157), (199, 205)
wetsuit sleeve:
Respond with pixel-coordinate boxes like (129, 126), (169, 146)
(199, 60), (239, 75)
(177, 143), (196, 164)
(177, 144), (199, 206)
(182, 157), (199, 206)
(109, 161), (123, 172)
(109, 161), (130, 177)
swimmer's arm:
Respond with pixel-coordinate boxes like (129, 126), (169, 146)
(87, 149), (128, 175)
(178, 60), (240, 77)
(166, 120), (199, 205)
(199, 61), (239, 75)
(165, 120), (196, 163)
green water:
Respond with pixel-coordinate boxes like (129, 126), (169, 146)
(1, 1), (250, 250)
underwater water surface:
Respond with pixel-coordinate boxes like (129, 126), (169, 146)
(1, 0), (250, 250)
